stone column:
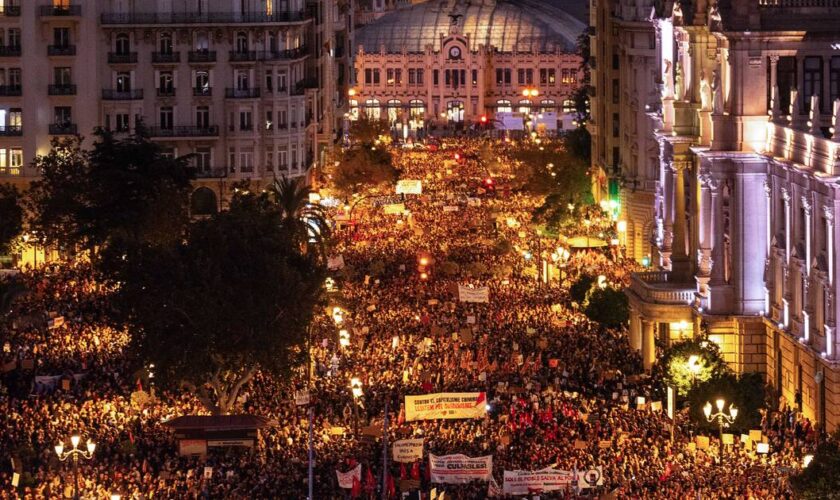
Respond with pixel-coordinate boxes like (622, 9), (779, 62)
(642, 319), (656, 372)
(710, 179), (725, 285)
(671, 159), (691, 279)
(629, 309), (642, 352)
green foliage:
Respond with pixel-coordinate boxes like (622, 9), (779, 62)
(348, 113), (390, 145)
(686, 372), (766, 434)
(0, 184), (22, 255)
(28, 130), (193, 253)
(116, 191), (325, 414)
(656, 338), (731, 397)
(269, 176), (331, 257)
(333, 145), (399, 194)
(790, 431), (840, 499)
(583, 286), (629, 328)
(569, 274), (595, 304)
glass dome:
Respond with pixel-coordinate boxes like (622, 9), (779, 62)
(355, 0), (587, 54)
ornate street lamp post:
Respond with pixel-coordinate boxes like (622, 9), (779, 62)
(55, 434), (96, 499)
(703, 399), (738, 464)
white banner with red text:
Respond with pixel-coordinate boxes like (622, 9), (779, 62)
(405, 392), (487, 421)
(336, 464), (362, 489)
(502, 468), (575, 495)
(429, 454), (493, 484)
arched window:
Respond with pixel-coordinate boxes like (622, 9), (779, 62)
(364, 99), (380, 120)
(235, 32), (248, 53)
(190, 187), (218, 216)
(540, 99), (556, 113)
(387, 99), (401, 124)
(236, 71), (250, 90)
(518, 99), (532, 114)
(409, 99), (425, 120)
(115, 33), (130, 55)
(159, 32), (173, 54)
(447, 101), (464, 123)
(496, 99), (512, 113)
(348, 99), (359, 120)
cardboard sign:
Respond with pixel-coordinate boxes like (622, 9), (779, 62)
(574, 440), (587, 450)
(393, 438), (424, 463)
(695, 436), (710, 450)
(396, 179), (423, 195)
(722, 433), (734, 445)
(294, 390), (310, 406)
(203, 467), (213, 479)
(749, 430), (763, 443)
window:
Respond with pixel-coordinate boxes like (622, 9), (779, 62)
(195, 32), (209, 52)
(0, 148), (22, 176)
(265, 149), (274, 171)
(803, 56), (822, 113)
(159, 106), (173, 130)
(8, 68), (20, 88)
(54, 67), (71, 86)
(195, 70), (209, 93)
(612, 53), (619, 70)
(612, 112), (619, 137)
(504, 68), (511, 85)
(8, 29), (20, 49)
(540, 69), (556, 86)
(518, 68), (525, 85)
(472, 69), (477, 86)
(115, 33), (130, 54)
(364, 99), (380, 120)
(831, 57), (840, 105)
(518, 99), (531, 114)
(265, 70), (273, 91)
(236, 71), (249, 90)
(612, 79), (619, 104)
(54, 106), (71, 125)
(239, 150), (253, 173)
(265, 110), (273, 130)
(409, 99), (425, 120)
(116, 72), (131, 92)
(278, 109), (287, 128)
(277, 70), (287, 91)
(159, 71), (174, 93)
(195, 106), (209, 128)
(53, 28), (70, 47)
(433, 70), (439, 85)
(116, 113), (130, 132)
(540, 99), (556, 113)
(8, 108), (20, 130)
(497, 99), (512, 113)
(279, 150), (288, 170)
(239, 110), (252, 130)
(373, 69), (380, 85)
(526, 69), (533, 85)
(561, 69), (576, 84)
(777, 56), (797, 111)
(496, 68), (504, 85)
(409, 69), (417, 85)
(159, 33), (173, 54)
(562, 99), (575, 113)
(387, 100), (401, 123)
(235, 32), (248, 53)
(194, 147), (211, 173)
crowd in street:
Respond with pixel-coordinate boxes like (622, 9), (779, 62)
(0, 137), (818, 498)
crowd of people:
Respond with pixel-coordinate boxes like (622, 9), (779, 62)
(0, 137), (818, 498)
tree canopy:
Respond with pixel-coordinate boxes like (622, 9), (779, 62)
(655, 337), (731, 397)
(332, 144), (399, 194)
(0, 183), (23, 255)
(790, 431), (840, 499)
(270, 176), (330, 257)
(583, 286), (629, 329)
(116, 191), (325, 414)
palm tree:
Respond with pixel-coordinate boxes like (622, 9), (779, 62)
(270, 176), (331, 258)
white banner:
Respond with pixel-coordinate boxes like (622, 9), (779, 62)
(336, 464), (362, 489)
(503, 468), (575, 495)
(294, 390), (310, 406)
(396, 179), (423, 195)
(577, 467), (605, 489)
(327, 255), (345, 270)
(405, 392), (487, 421)
(383, 203), (406, 215)
(429, 454), (492, 484)
(495, 112), (525, 131)
(393, 438), (424, 463)
(458, 285), (490, 303)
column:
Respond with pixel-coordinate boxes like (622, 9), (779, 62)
(697, 176), (713, 278)
(710, 182), (725, 284)
(629, 309), (642, 352)
(642, 319), (656, 372)
(671, 160), (691, 278)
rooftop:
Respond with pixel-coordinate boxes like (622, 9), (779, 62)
(355, 0), (587, 54)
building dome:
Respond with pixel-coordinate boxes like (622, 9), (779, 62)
(355, 0), (587, 54)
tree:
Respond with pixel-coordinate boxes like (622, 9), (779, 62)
(790, 431), (840, 499)
(28, 130), (194, 254)
(583, 286), (629, 329)
(332, 145), (399, 194)
(270, 176), (331, 257)
(348, 113), (390, 145)
(569, 274), (595, 304)
(117, 192), (325, 414)
(0, 184), (23, 255)
(656, 338), (731, 397)
(686, 372), (766, 433)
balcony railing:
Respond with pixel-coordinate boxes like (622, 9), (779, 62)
(229, 50), (258, 62)
(188, 50), (216, 63)
(1, 5), (20, 16)
(102, 89), (144, 100)
(152, 52), (180, 63)
(193, 166), (228, 178)
(0, 46), (21, 57)
(0, 125), (22, 136)
(101, 10), (309, 25)
(108, 52), (138, 64)
(40, 4), (81, 16)
(49, 123), (78, 135)
(628, 272), (696, 305)
(48, 84), (77, 96)
(47, 45), (76, 56)
(193, 87), (212, 97)
(149, 125), (219, 138)
(225, 88), (260, 99)
(156, 87), (176, 97)
(228, 47), (309, 62)
(0, 85), (21, 96)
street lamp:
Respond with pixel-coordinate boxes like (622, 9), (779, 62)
(703, 399), (738, 464)
(55, 435), (96, 499)
(350, 377), (364, 435)
(687, 354), (702, 387)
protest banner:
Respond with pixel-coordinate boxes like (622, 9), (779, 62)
(429, 454), (492, 484)
(396, 179), (423, 195)
(327, 255), (345, 270)
(457, 285), (490, 303)
(294, 390), (310, 406)
(502, 468), (574, 495)
(336, 464), (362, 489)
(383, 203), (406, 215)
(577, 467), (605, 489)
(393, 438), (424, 463)
(405, 392), (487, 421)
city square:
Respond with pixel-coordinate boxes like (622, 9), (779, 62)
(1, 0), (840, 498)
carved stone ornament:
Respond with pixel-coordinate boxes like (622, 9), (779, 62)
(823, 205), (835, 222)
(801, 196), (812, 216)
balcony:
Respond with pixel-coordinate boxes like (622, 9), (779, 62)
(628, 271), (696, 306)
(225, 88), (260, 99)
(229, 50), (258, 62)
(0, 125), (22, 136)
(0, 85), (22, 96)
(47, 45), (76, 56)
(1, 5), (20, 16)
(0, 46), (21, 57)
(40, 4), (81, 17)
(157, 87), (176, 97)
(148, 125), (219, 138)
(194, 166), (228, 178)
(188, 50), (216, 63)
(152, 52), (180, 64)
(48, 84), (77, 96)
(49, 123), (78, 135)
(108, 52), (138, 64)
(193, 87), (212, 97)
(102, 89), (143, 100)
(260, 46), (309, 60)
(100, 10), (309, 25)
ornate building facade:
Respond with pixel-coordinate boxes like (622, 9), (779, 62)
(349, 0), (585, 132)
(597, 0), (840, 430)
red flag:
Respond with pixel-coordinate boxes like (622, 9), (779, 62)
(364, 467), (376, 493)
(400, 463), (407, 480)
(351, 476), (362, 498)
(386, 473), (396, 499)
(136, 378), (143, 392)
(411, 461), (421, 480)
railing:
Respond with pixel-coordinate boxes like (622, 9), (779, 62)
(229, 47), (309, 62)
(629, 272), (696, 305)
(0, 46), (21, 57)
(40, 4), (81, 16)
(48, 84), (77, 96)
(0, 85), (21, 96)
(102, 89), (143, 100)
(193, 166), (228, 178)
(101, 10), (309, 25)
(188, 50), (216, 63)
(1, 5), (20, 16)
(156, 87), (176, 97)
(47, 45), (76, 56)
(152, 52), (180, 63)
(148, 125), (219, 137)
(759, 0), (840, 6)
(193, 87), (212, 97)
(0, 125), (22, 136)
(49, 123), (78, 135)
(108, 52), (138, 64)
(225, 88), (260, 99)
(229, 50), (258, 62)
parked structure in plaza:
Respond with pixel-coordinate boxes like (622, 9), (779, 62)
(349, 0), (585, 134)
(594, 0), (840, 430)
(0, 0), (354, 212)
